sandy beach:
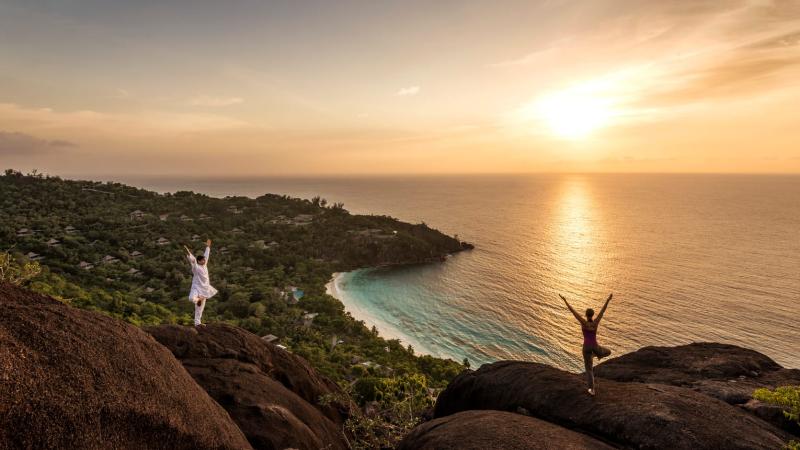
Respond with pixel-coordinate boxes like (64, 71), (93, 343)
(325, 271), (436, 356)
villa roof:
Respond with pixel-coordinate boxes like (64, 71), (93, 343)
(261, 334), (279, 343)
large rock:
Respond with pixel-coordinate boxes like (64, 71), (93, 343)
(148, 324), (350, 450)
(398, 410), (615, 450)
(434, 361), (790, 450)
(595, 342), (800, 435)
(0, 283), (252, 450)
(595, 342), (800, 402)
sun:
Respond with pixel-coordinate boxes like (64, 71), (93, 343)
(535, 90), (617, 139)
(515, 78), (625, 140)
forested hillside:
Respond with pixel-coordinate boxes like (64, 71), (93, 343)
(0, 169), (470, 392)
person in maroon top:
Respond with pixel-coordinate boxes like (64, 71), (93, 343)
(560, 293), (614, 396)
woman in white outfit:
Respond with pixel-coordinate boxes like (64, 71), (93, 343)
(184, 239), (218, 327)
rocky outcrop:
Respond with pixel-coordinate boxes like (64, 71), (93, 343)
(595, 342), (800, 434)
(0, 283), (252, 450)
(595, 343), (800, 402)
(148, 324), (352, 450)
(430, 360), (791, 450)
(398, 410), (615, 450)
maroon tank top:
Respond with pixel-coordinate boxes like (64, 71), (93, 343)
(582, 326), (598, 346)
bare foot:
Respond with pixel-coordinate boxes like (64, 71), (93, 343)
(587, 388), (595, 396)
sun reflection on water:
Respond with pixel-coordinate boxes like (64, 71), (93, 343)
(554, 177), (602, 287)
(538, 176), (608, 367)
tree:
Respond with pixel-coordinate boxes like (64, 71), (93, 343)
(0, 251), (41, 285)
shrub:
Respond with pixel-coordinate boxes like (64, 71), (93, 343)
(754, 386), (800, 450)
(0, 251), (41, 285)
(754, 386), (800, 423)
(329, 374), (434, 449)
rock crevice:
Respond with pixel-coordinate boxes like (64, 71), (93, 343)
(147, 323), (353, 450)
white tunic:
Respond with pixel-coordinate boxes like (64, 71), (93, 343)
(188, 246), (218, 301)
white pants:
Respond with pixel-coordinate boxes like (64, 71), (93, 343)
(193, 297), (206, 326)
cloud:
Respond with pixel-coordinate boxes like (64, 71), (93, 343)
(744, 29), (800, 50)
(642, 26), (800, 107)
(396, 86), (420, 96)
(500, 0), (800, 130)
(188, 95), (244, 107)
(598, 155), (676, 164)
(0, 131), (77, 155)
(489, 1), (750, 68)
(0, 103), (249, 135)
(47, 139), (76, 147)
(489, 41), (568, 68)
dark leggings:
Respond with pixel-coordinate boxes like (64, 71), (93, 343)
(582, 344), (611, 390)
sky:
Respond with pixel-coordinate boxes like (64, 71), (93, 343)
(1, 0), (799, 176)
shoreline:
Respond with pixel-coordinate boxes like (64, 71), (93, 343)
(325, 270), (437, 357)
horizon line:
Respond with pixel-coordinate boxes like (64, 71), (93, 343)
(12, 170), (800, 182)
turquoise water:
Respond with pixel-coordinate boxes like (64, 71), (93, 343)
(126, 174), (800, 370)
(327, 264), (555, 366)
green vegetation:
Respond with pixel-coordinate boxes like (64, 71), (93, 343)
(0, 250), (40, 285)
(321, 373), (435, 449)
(1, 169), (470, 445)
(754, 386), (800, 449)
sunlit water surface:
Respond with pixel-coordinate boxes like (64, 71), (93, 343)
(123, 174), (800, 370)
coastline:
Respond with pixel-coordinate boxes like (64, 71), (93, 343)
(325, 270), (437, 357)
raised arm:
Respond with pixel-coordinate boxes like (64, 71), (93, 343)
(560, 294), (586, 326)
(203, 239), (211, 262)
(595, 293), (613, 323)
(184, 245), (196, 264)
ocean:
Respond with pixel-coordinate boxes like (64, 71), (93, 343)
(123, 174), (800, 371)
